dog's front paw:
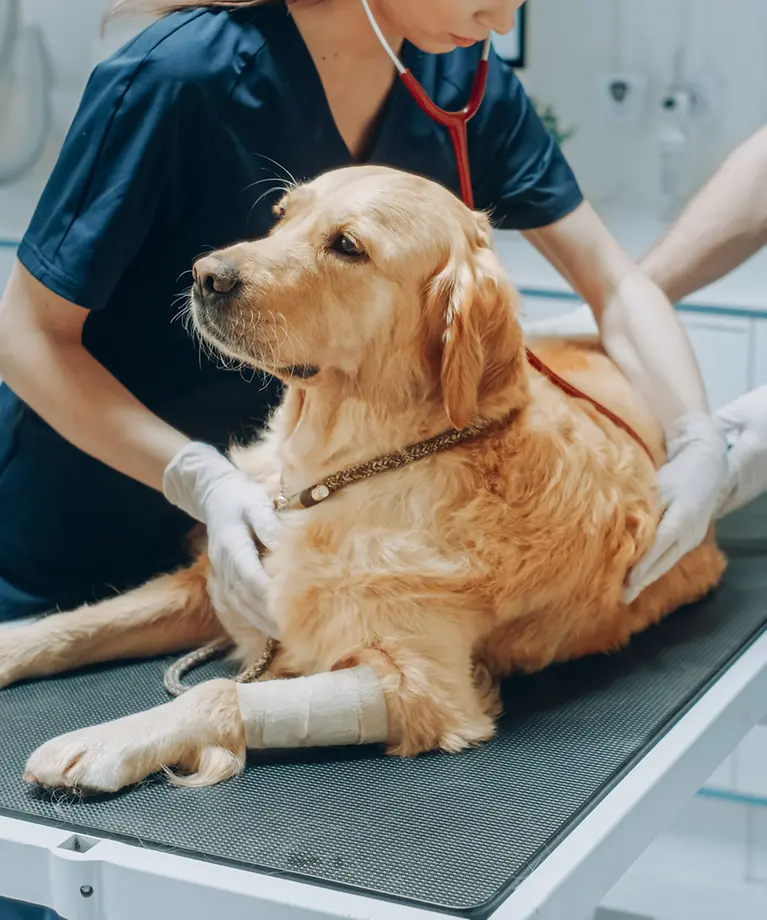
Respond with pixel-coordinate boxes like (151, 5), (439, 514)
(24, 680), (246, 794)
(24, 726), (142, 793)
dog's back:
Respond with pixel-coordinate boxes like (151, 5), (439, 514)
(529, 335), (666, 464)
(474, 334), (725, 677)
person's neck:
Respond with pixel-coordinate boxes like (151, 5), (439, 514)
(287, 0), (404, 63)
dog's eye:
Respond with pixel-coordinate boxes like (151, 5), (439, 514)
(330, 232), (367, 259)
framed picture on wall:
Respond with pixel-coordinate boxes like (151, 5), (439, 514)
(490, 5), (526, 68)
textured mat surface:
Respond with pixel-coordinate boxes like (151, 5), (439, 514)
(1, 498), (766, 918)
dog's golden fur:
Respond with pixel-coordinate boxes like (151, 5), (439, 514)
(0, 166), (725, 792)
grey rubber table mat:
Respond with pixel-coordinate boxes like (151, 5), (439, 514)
(1, 497), (766, 918)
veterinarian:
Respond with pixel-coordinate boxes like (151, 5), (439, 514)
(0, 0), (740, 636)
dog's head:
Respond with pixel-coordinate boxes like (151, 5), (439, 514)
(190, 165), (527, 428)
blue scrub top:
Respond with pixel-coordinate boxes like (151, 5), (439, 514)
(0, 3), (583, 611)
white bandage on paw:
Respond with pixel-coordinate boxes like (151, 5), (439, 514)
(236, 666), (388, 749)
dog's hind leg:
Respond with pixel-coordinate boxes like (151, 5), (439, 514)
(0, 560), (223, 689)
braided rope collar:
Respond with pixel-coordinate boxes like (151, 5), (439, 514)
(164, 414), (508, 696)
(273, 413), (512, 512)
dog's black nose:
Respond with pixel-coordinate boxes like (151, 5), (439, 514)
(193, 256), (240, 298)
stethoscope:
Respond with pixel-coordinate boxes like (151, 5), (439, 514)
(359, 0), (491, 209)
(359, 0), (657, 466)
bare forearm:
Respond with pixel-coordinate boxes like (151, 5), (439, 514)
(641, 125), (767, 303)
(599, 267), (709, 428)
(0, 265), (188, 491)
(524, 202), (709, 430)
(2, 337), (187, 490)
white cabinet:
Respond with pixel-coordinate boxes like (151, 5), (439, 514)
(752, 808), (767, 884)
(678, 312), (752, 410)
(518, 293), (576, 326)
(753, 319), (767, 388)
(703, 754), (737, 793)
(734, 726), (767, 801)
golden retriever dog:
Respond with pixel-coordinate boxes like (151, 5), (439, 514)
(0, 166), (725, 793)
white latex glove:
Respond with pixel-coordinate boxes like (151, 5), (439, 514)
(163, 441), (281, 637)
(623, 413), (729, 604)
(714, 384), (767, 518)
(522, 303), (599, 339)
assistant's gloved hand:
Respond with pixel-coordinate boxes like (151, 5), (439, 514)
(623, 413), (729, 604)
(163, 441), (280, 637)
(714, 384), (767, 518)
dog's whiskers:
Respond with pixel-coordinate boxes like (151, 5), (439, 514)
(264, 312), (294, 367)
(250, 153), (299, 189)
(192, 245), (217, 263)
(270, 311), (292, 351)
(184, 310), (248, 375)
(262, 319), (281, 373)
(243, 176), (294, 193)
(171, 291), (194, 327)
(248, 184), (291, 222)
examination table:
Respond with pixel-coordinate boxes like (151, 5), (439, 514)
(1, 496), (766, 920)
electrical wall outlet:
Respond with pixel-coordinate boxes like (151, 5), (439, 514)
(659, 73), (722, 124)
(688, 72), (722, 123)
(598, 72), (648, 125)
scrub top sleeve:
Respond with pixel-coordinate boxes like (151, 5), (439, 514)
(16, 55), (191, 312)
(473, 54), (584, 232)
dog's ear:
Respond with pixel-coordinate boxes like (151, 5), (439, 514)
(427, 214), (525, 429)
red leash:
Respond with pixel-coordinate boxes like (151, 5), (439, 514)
(524, 347), (655, 464)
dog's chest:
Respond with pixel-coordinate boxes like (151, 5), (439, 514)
(265, 472), (453, 593)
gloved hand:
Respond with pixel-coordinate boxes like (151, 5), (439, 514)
(521, 302), (599, 339)
(714, 384), (767, 518)
(623, 413), (729, 604)
(163, 441), (281, 637)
